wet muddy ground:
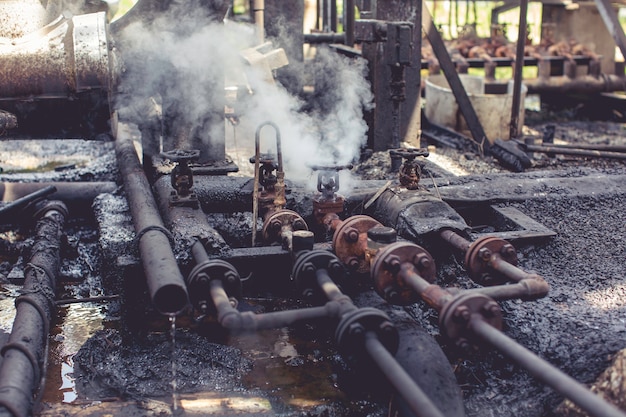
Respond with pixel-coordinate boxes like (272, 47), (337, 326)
(0, 106), (625, 417)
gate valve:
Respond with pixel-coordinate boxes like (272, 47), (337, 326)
(249, 153), (278, 189)
(310, 164), (353, 225)
(388, 148), (429, 189)
(160, 149), (200, 207)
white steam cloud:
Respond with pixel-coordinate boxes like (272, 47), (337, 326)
(116, 2), (373, 188)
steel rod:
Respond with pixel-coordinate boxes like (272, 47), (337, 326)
(401, 264), (453, 311)
(523, 144), (626, 160)
(470, 316), (626, 417)
(364, 331), (446, 417)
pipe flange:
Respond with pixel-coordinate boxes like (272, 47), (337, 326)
(465, 236), (518, 285)
(371, 241), (436, 306)
(292, 250), (345, 300)
(187, 259), (241, 312)
(335, 307), (399, 358)
(332, 215), (382, 274)
(31, 200), (68, 221)
(262, 209), (308, 244)
(439, 292), (502, 349)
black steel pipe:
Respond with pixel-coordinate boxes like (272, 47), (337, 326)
(0, 185), (56, 222)
(0, 182), (116, 203)
(364, 331), (446, 417)
(470, 316), (626, 417)
(0, 201), (66, 417)
(115, 133), (189, 315)
(522, 143), (626, 160)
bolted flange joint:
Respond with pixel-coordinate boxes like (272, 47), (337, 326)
(335, 307), (399, 362)
(187, 259), (242, 313)
(439, 292), (503, 350)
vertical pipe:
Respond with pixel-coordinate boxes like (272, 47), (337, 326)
(253, 0), (265, 43)
(344, 0), (355, 46)
(509, 0), (528, 139)
(0, 202), (66, 417)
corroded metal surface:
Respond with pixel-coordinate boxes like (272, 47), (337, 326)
(0, 12), (109, 99)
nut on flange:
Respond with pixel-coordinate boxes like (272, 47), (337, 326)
(187, 259), (242, 313)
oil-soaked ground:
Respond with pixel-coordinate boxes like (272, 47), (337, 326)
(1, 112), (626, 417)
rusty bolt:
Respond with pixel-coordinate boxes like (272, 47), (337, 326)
(346, 257), (360, 270)
(224, 271), (238, 285)
(270, 219), (282, 231)
(384, 255), (402, 274)
(344, 227), (359, 243)
(413, 254), (431, 270)
(383, 286), (400, 303)
(348, 322), (365, 336)
(302, 262), (316, 276)
(501, 243), (516, 259)
(379, 320), (395, 335)
(302, 288), (314, 299)
(328, 259), (344, 276)
(457, 338), (471, 351)
(293, 219), (307, 230)
(453, 305), (471, 323)
(482, 301), (501, 318)
(478, 247), (492, 262)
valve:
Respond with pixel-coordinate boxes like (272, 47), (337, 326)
(160, 149), (200, 208)
(388, 148), (429, 189)
(310, 164), (353, 226)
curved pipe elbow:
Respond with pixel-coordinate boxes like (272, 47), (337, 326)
(521, 275), (550, 300)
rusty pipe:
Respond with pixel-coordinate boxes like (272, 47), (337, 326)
(470, 315), (626, 417)
(521, 143), (626, 160)
(464, 277), (550, 301)
(115, 131), (189, 315)
(0, 201), (66, 417)
(439, 229), (472, 252)
(399, 263), (454, 311)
